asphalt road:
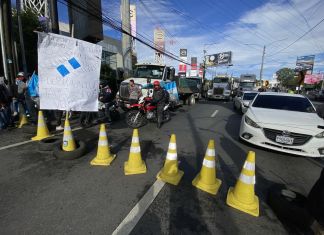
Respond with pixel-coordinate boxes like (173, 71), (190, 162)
(0, 100), (323, 234)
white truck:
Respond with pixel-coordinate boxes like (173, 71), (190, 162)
(207, 75), (231, 101)
(239, 74), (257, 91)
(117, 63), (176, 109)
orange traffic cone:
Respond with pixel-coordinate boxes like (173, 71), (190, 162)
(18, 114), (28, 128)
(226, 151), (259, 217)
(31, 111), (51, 140)
(157, 134), (183, 185)
(124, 129), (147, 175)
(91, 124), (116, 166)
(192, 139), (222, 195)
(62, 115), (76, 151)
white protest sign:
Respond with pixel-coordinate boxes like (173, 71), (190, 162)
(37, 33), (102, 111)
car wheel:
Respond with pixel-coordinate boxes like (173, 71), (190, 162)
(53, 140), (86, 160)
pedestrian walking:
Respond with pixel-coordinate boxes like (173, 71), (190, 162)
(13, 72), (29, 118)
(99, 80), (114, 123)
(152, 81), (169, 128)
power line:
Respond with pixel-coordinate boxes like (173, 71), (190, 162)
(268, 16), (324, 57)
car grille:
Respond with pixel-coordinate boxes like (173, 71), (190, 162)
(263, 128), (312, 146)
(213, 88), (223, 95)
(119, 84), (130, 99)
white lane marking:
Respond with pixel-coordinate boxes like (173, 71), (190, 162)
(0, 127), (82, 151)
(211, 110), (219, 118)
(112, 180), (165, 235)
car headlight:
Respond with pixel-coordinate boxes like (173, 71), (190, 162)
(245, 116), (260, 128)
(315, 131), (324, 138)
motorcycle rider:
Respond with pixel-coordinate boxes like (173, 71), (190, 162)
(128, 79), (142, 104)
(152, 81), (168, 128)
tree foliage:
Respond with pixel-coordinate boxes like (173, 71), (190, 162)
(276, 68), (296, 87)
(12, 8), (41, 73)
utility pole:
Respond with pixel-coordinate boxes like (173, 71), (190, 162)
(16, 0), (28, 76)
(121, 0), (132, 78)
(1, 0), (16, 86)
(49, 0), (59, 34)
(0, 1), (8, 81)
(202, 49), (206, 83)
(259, 45), (265, 83)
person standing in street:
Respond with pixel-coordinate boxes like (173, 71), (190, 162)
(128, 79), (142, 104)
(152, 80), (168, 128)
(0, 77), (13, 129)
(13, 72), (29, 118)
(99, 80), (114, 124)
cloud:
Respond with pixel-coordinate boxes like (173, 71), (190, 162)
(102, 0), (324, 79)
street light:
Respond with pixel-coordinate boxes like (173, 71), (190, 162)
(244, 38), (287, 81)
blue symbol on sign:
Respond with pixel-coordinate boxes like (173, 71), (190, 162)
(56, 57), (81, 77)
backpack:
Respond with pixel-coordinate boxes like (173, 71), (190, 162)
(27, 72), (39, 97)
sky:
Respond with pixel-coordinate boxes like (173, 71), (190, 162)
(56, 0), (324, 80)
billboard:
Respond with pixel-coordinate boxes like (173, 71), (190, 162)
(205, 51), (232, 67)
(179, 49), (187, 74)
(295, 55), (315, 73)
(154, 29), (165, 51)
(130, 5), (136, 37)
(304, 74), (324, 84)
(190, 57), (197, 76)
(69, 0), (103, 43)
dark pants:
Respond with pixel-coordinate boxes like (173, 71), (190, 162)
(157, 102), (165, 127)
(0, 106), (12, 129)
(129, 99), (138, 105)
(55, 110), (63, 126)
(104, 102), (112, 122)
(25, 95), (38, 124)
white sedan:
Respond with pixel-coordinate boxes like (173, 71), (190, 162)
(233, 91), (258, 113)
(239, 92), (324, 158)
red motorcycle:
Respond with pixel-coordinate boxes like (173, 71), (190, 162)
(125, 96), (171, 128)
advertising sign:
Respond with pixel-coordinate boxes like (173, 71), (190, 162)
(130, 5), (136, 37)
(37, 33), (102, 111)
(304, 74), (324, 84)
(205, 51), (232, 67)
(295, 55), (315, 73)
(154, 29), (165, 51)
(179, 49), (187, 75)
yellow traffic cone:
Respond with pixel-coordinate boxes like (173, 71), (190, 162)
(91, 124), (116, 166)
(31, 111), (51, 140)
(124, 129), (147, 175)
(226, 151), (259, 217)
(62, 115), (76, 151)
(18, 114), (28, 128)
(192, 139), (222, 195)
(157, 134), (183, 185)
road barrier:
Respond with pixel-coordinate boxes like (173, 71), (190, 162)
(124, 129), (147, 175)
(226, 151), (259, 217)
(18, 113), (28, 128)
(91, 124), (116, 166)
(31, 111), (51, 141)
(192, 139), (222, 195)
(157, 134), (184, 185)
(62, 115), (76, 151)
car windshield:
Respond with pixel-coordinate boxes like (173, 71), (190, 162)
(213, 77), (229, 83)
(134, 65), (164, 79)
(252, 95), (316, 113)
(243, 93), (258, 100)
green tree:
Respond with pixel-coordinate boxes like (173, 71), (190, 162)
(12, 8), (41, 73)
(276, 68), (295, 87)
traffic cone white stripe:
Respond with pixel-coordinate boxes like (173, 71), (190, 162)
(243, 161), (255, 171)
(64, 126), (71, 131)
(99, 131), (107, 137)
(130, 146), (141, 153)
(239, 173), (256, 185)
(63, 135), (73, 141)
(206, 148), (215, 156)
(132, 137), (139, 143)
(166, 152), (177, 160)
(203, 159), (215, 168)
(98, 140), (108, 146)
(168, 143), (176, 150)
(38, 123), (45, 127)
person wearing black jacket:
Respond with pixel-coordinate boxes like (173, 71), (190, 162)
(152, 80), (167, 128)
(99, 81), (114, 123)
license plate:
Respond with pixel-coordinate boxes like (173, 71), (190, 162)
(275, 135), (294, 145)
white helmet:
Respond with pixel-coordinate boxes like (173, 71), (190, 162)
(17, 72), (24, 77)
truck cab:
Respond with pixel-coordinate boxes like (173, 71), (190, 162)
(207, 76), (231, 101)
(239, 74), (257, 91)
(117, 63), (175, 108)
